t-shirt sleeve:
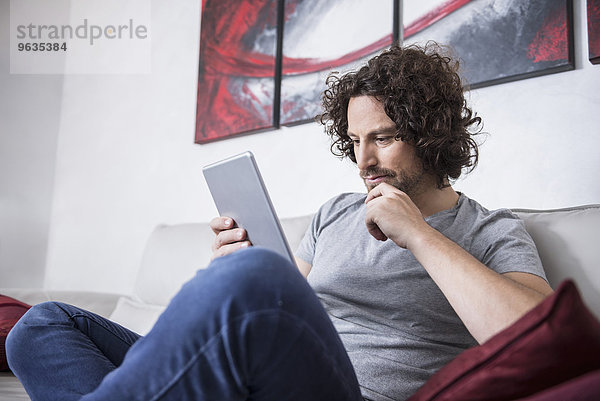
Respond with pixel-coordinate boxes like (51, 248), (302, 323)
(294, 193), (359, 265)
(473, 212), (547, 281)
(295, 206), (323, 265)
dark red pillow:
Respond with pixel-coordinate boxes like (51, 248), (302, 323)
(514, 369), (600, 401)
(408, 280), (600, 401)
(0, 295), (31, 371)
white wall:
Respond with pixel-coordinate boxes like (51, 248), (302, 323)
(1, 0), (598, 294)
(41, 0), (363, 294)
(0, 0), (65, 287)
(454, 0), (600, 208)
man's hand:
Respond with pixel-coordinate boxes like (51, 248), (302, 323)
(210, 216), (251, 260)
(364, 183), (431, 249)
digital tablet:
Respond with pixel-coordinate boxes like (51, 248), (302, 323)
(202, 151), (296, 266)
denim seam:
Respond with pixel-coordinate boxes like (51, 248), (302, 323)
(54, 303), (138, 352)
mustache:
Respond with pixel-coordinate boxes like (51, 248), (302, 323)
(360, 167), (397, 179)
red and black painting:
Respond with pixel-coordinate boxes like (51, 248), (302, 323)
(196, 0), (575, 143)
(403, 0), (574, 89)
(195, 0), (397, 143)
(589, 0), (600, 64)
(195, 0), (279, 144)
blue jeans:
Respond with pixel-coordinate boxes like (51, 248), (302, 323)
(7, 247), (362, 401)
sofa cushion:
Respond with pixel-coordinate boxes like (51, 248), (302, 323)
(514, 205), (600, 319)
(408, 280), (600, 401)
(0, 295), (31, 371)
(109, 297), (166, 336)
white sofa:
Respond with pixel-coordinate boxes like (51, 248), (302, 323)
(2, 205), (599, 400)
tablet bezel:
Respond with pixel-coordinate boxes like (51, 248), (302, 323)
(202, 151), (296, 266)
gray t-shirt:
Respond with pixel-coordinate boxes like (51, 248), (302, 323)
(296, 192), (546, 401)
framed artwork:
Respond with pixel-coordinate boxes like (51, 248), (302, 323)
(195, 0), (279, 143)
(589, 0), (600, 64)
(403, 0), (574, 89)
(195, 0), (399, 143)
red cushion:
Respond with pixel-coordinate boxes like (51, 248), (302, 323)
(514, 369), (600, 401)
(408, 280), (600, 401)
(0, 295), (31, 371)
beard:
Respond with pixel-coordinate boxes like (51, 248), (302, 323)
(360, 166), (426, 197)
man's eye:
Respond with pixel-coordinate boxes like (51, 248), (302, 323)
(375, 137), (393, 144)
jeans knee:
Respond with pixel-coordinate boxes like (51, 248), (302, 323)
(212, 246), (296, 277)
(6, 302), (67, 371)
(171, 247), (310, 322)
(6, 305), (33, 372)
(208, 247), (303, 296)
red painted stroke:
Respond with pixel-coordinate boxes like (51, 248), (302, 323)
(527, 3), (569, 63)
(404, 0), (474, 39)
(196, 0), (279, 142)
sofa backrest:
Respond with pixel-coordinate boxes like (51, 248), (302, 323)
(109, 215), (315, 334)
(131, 215), (314, 308)
(129, 205), (600, 321)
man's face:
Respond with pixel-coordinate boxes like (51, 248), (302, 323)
(347, 96), (428, 196)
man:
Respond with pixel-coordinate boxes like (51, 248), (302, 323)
(211, 43), (552, 399)
(7, 44), (551, 401)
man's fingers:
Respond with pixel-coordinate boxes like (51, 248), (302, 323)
(365, 185), (384, 203)
(366, 220), (388, 241)
(212, 228), (248, 251)
(365, 183), (401, 203)
(365, 198), (389, 241)
(210, 216), (251, 259)
(212, 241), (251, 260)
(210, 216), (234, 234)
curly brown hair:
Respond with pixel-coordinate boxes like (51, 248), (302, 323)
(317, 42), (481, 189)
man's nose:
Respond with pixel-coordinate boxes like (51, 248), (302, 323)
(356, 143), (377, 171)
